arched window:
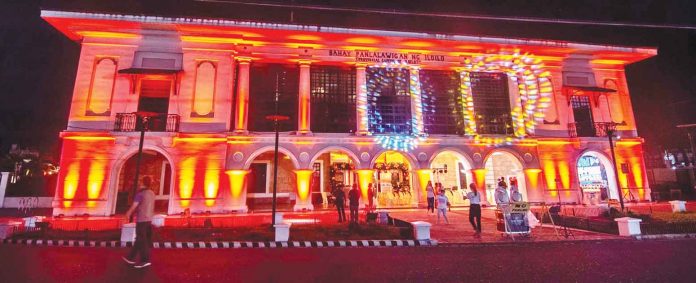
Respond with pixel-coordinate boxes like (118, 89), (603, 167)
(86, 57), (118, 116)
(191, 61), (217, 117)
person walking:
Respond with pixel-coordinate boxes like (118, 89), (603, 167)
(436, 189), (450, 224)
(425, 181), (435, 213)
(464, 183), (482, 236)
(348, 183), (360, 223)
(123, 176), (156, 268)
(333, 185), (346, 222)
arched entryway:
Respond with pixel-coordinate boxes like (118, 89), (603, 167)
(577, 151), (619, 204)
(484, 151), (527, 205)
(309, 148), (360, 208)
(372, 151), (415, 207)
(245, 150), (298, 211)
(429, 150), (474, 206)
(115, 150), (172, 214)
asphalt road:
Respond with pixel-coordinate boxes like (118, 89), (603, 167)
(1, 239), (695, 282)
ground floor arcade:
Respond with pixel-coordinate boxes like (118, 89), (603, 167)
(51, 133), (650, 216)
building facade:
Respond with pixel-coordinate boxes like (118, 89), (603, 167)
(42, 8), (656, 216)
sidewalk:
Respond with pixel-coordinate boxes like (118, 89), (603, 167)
(388, 208), (623, 244)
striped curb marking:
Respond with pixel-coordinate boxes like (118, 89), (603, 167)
(2, 238), (437, 248)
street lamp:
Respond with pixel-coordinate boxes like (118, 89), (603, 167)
(265, 73), (289, 227)
(605, 122), (625, 211)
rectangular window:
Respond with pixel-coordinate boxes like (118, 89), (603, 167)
(248, 63), (299, 132)
(470, 72), (512, 135)
(420, 70), (464, 135)
(367, 67), (412, 134)
(310, 66), (356, 133)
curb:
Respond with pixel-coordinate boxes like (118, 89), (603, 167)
(1, 238), (438, 248)
(634, 233), (696, 240)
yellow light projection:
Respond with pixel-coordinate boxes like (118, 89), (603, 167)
(357, 169), (375, 200)
(204, 159), (221, 207)
(178, 157), (196, 207)
(87, 161), (106, 200)
(225, 170), (249, 198)
(416, 169), (432, 200)
(295, 170), (314, 202)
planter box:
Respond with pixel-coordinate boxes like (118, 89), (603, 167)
(669, 201), (687, 213)
(411, 221), (431, 240)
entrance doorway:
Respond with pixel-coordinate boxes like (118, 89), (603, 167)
(311, 150), (358, 207)
(138, 79), (171, 131)
(484, 151), (527, 205)
(373, 151), (414, 207)
(577, 151), (619, 204)
(116, 150), (171, 214)
(430, 151), (473, 206)
(246, 151), (296, 211)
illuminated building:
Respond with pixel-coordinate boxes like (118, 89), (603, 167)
(42, 5), (655, 216)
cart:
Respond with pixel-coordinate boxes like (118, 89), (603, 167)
(495, 202), (532, 238)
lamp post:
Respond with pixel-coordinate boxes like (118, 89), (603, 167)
(131, 114), (151, 196)
(266, 73), (289, 227)
(606, 123), (625, 211)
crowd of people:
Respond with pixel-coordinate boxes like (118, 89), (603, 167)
(329, 176), (534, 237)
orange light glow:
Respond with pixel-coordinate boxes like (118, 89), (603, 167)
(537, 140), (573, 145)
(63, 163), (79, 200)
(401, 40), (434, 48)
(62, 136), (115, 141)
(591, 59), (626, 65)
(295, 170), (314, 201)
(225, 170), (249, 198)
(543, 160), (558, 190)
(87, 161), (106, 199)
(557, 161), (571, 189)
(298, 62), (311, 133)
(617, 141), (643, 146)
(293, 141), (315, 145)
(471, 169), (487, 192)
(173, 137), (226, 144)
(345, 37), (380, 44)
(524, 169), (542, 189)
(416, 169), (432, 200)
(179, 158), (196, 207)
(287, 34), (323, 41)
(203, 161), (220, 207)
(356, 169), (374, 200)
(77, 31), (139, 39)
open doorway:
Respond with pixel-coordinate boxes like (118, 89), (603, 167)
(115, 150), (171, 214)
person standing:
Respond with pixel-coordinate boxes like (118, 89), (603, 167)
(123, 176), (156, 268)
(425, 181), (435, 213)
(436, 189), (450, 224)
(494, 182), (510, 208)
(348, 183), (360, 223)
(333, 186), (346, 222)
(464, 183), (482, 236)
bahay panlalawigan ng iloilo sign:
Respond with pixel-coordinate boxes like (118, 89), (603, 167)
(328, 49), (449, 64)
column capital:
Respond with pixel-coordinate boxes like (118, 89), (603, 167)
(236, 56), (252, 63)
(298, 59), (312, 66)
(355, 62), (368, 69)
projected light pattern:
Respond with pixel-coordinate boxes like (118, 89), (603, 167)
(366, 61), (427, 151)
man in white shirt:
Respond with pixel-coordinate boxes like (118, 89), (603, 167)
(464, 183), (482, 235)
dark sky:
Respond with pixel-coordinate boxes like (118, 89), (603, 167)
(1, 0), (694, 159)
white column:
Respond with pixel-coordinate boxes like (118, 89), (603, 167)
(234, 57), (251, 133)
(297, 61), (312, 134)
(409, 66), (425, 135)
(355, 64), (369, 135)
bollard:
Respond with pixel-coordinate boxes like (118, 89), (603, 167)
(274, 212), (284, 224)
(152, 214), (166, 227)
(668, 200), (687, 213)
(121, 223), (136, 242)
(274, 222), (291, 242)
(411, 221), (432, 240)
(614, 217), (642, 236)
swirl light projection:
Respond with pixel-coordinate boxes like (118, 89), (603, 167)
(461, 52), (552, 146)
(366, 61), (427, 152)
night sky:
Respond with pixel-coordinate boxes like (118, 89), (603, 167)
(1, 0), (694, 159)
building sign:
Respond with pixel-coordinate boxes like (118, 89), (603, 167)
(328, 49), (448, 64)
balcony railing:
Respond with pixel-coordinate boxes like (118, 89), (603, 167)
(568, 122), (617, 138)
(114, 113), (180, 132)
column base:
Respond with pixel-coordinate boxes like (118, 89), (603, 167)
(295, 130), (313, 136)
(355, 131), (370, 136)
(293, 203), (314, 212)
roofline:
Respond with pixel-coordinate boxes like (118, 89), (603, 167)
(40, 9), (657, 55)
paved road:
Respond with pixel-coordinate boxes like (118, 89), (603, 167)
(1, 239), (695, 282)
